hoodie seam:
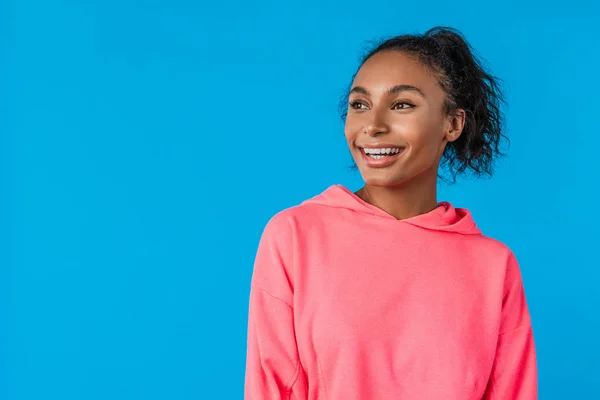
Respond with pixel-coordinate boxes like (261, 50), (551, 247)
(251, 284), (293, 308)
(284, 358), (301, 396)
(499, 321), (531, 336)
(251, 284), (300, 396)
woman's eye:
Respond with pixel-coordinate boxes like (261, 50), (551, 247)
(393, 102), (414, 110)
(349, 101), (367, 110)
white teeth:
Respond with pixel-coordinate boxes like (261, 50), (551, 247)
(363, 147), (402, 156)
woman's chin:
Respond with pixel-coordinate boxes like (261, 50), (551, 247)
(360, 171), (409, 187)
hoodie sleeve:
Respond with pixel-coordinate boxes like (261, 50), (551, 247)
(244, 213), (307, 399)
(482, 251), (538, 399)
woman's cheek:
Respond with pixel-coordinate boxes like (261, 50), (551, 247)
(344, 118), (361, 142)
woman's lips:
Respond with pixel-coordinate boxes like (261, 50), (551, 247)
(359, 147), (406, 168)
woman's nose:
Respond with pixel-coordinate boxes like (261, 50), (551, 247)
(362, 107), (390, 137)
(363, 119), (390, 137)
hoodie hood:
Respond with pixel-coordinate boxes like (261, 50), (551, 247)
(302, 184), (481, 235)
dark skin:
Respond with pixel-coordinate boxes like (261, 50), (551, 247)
(345, 50), (466, 220)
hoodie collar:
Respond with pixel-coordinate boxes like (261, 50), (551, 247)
(302, 184), (481, 235)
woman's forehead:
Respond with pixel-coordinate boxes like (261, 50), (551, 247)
(352, 52), (443, 98)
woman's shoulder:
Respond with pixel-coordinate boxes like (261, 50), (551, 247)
(467, 232), (524, 274)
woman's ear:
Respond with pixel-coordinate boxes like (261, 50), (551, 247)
(445, 108), (466, 143)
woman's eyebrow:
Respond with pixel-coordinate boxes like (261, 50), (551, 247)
(349, 84), (426, 98)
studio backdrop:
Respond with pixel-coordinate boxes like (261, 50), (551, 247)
(2, 0), (599, 399)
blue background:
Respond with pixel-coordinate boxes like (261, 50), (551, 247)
(3, 0), (599, 398)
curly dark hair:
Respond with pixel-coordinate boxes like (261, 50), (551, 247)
(339, 26), (509, 183)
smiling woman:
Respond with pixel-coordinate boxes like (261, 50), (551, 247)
(244, 26), (537, 400)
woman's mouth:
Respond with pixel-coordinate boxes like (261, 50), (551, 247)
(359, 146), (406, 168)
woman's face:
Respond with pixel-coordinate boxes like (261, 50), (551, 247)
(344, 50), (463, 187)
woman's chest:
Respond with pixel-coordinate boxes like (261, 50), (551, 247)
(294, 244), (501, 397)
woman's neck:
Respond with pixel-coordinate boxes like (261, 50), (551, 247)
(355, 175), (439, 220)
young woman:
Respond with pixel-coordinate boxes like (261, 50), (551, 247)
(244, 26), (537, 399)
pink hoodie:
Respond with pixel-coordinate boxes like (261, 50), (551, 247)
(244, 185), (537, 399)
